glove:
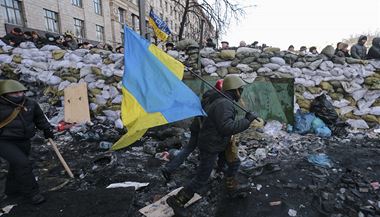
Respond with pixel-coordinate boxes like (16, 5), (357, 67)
(245, 112), (258, 122)
(43, 129), (55, 139)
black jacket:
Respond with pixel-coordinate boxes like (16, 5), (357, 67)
(2, 33), (25, 46)
(0, 97), (51, 140)
(197, 91), (250, 153)
(367, 37), (380, 60)
(350, 36), (367, 59)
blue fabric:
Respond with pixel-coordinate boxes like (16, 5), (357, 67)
(307, 153), (333, 168)
(122, 27), (205, 123)
(315, 126), (332, 137)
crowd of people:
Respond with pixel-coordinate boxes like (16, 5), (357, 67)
(0, 27), (124, 53)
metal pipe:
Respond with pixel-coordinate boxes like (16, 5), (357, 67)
(186, 68), (249, 113)
(138, 0), (146, 38)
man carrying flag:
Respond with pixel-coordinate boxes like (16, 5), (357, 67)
(166, 75), (258, 217)
(111, 26), (205, 150)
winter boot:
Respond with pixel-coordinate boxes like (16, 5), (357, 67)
(225, 177), (251, 198)
(166, 189), (194, 217)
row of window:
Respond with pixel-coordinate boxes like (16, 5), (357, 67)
(72, 0), (103, 15)
(45, 9), (104, 41)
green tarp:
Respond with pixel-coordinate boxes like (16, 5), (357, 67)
(184, 76), (294, 124)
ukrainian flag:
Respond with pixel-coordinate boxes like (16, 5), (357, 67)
(111, 27), (205, 150)
(149, 9), (171, 42)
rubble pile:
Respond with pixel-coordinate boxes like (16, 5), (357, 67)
(199, 46), (380, 127)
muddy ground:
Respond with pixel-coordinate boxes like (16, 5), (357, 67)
(1, 125), (380, 217)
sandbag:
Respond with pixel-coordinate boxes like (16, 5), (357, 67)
(294, 110), (315, 135)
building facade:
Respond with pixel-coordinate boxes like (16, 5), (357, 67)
(1, 0), (215, 47)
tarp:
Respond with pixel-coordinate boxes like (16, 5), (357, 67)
(184, 76), (294, 124)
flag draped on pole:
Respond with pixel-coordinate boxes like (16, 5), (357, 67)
(111, 27), (205, 150)
(148, 9), (171, 42)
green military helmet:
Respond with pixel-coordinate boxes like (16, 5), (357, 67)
(222, 75), (246, 91)
(0, 79), (27, 95)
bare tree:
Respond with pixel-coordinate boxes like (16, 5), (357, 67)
(170, 0), (247, 41)
(342, 31), (380, 47)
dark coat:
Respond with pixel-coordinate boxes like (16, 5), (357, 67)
(197, 91), (250, 153)
(367, 37), (380, 60)
(1, 33), (25, 46)
(350, 36), (367, 59)
(0, 97), (51, 140)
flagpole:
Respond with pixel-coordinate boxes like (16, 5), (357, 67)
(186, 68), (250, 114)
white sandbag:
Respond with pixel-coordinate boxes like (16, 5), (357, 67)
(263, 63), (280, 71)
(303, 91), (315, 100)
(83, 53), (102, 64)
(341, 81), (362, 94)
(364, 90), (380, 101)
(295, 78), (315, 87)
(101, 65), (114, 77)
(111, 95), (122, 104)
(293, 62), (308, 68)
(270, 57), (286, 66)
(48, 60), (73, 70)
(31, 61), (48, 71)
(71, 49), (89, 57)
(58, 80), (71, 91)
(109, 53), (124, 62)
(108, 86), (119, 99)
(342, 67), (358, 78)
(200, 47), (217, 57)
(102, 110), (120, 122)
(95, 80), (105, 89)
(346, 119), (369, 129)
(200, 58), (215, 67)
(114, 119), (124, 129)
(19, 42), (36, 49)
(370, 106), (380, 115)
(316, 70), (331, 77)
(65, 53), (83, 63)
(95, 95), (107, 105)
(333, 99), (351, 108)
(84, 73), (97, 83)
(113, 69), (124, 77)
(240, 72), (257, 83)
(236, 47), (261, 55)
(319, 61), (334, 71)
(236, 64), (252, 72)
(353, 108), (371, 116)
(80, 66), (92, 78)
(330, 68), (343, 76)
(302, 68), (316, 76)
(257, 67), (272, 74)
(40, 45), (61, 51)
(339, 106), (355, 115)
(351, 88), (367, 101)
(47, 75), (62, 86)
(216, 61), (232, 68)
(0, 54), (12, 64)
(357, 99), (375, 110)
(101, 90), (110, 99)
(289, 68), (302, 77)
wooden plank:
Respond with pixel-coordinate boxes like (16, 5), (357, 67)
(64, 83), (91, 123)
(139, 187), (201, 217)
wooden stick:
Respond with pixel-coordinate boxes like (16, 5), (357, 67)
(48, 138), (75, 178)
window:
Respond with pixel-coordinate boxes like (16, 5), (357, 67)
(170, 6), (172, 15)
(160, 0), (162, 7)
(131, 14), (139, 32)
(120, 32), (124, 45)
(44, 9), (59, 33)
(132, 0), (138, 5)
(1, 0), (23, 25)
(165, 1), (168, 12)
(96, 25), (104, 41)
(74, 18), (85, 41)
(93, 0), (102, 15)
(160, 13), (163, 19)
(71, 0), (82, 7)
(118, 7), (125, 23)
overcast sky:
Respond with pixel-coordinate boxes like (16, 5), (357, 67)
(223, 0), (380, 50)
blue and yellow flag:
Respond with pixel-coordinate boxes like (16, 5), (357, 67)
(111, 27), (205, 150)
(148, 9), (171, 42)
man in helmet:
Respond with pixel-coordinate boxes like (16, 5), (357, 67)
(0, 80), (54, 205)
(166, 75), (257, 217)
(161, 79), (224, 181)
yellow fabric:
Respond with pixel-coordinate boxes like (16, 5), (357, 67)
(225, 136), (239, 163)
(149, 18), (169, 42)
(111, 88), (168, 150)
(148, 45), (184, 80)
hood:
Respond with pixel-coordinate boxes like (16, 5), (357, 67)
(372, 37), (380, 48)
(358, 35), (367, 44)
(201, 89), (220, 107)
